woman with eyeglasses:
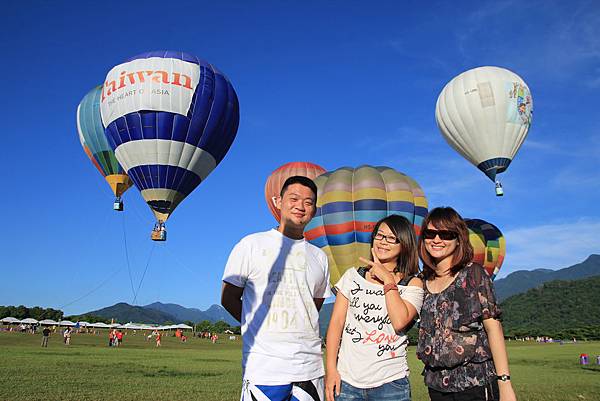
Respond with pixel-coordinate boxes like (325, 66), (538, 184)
(417, 207), (517, 401)
(325, 215), (424, 401)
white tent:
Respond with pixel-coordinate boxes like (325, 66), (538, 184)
(1, 317), (20, 324)
(20, 318), (39, 324)
(119, 322), (152, 330)
(58, 320), (76, 327)
(175, 323), (193, 330)
(89, 322), (110, 328)
(39, 319), (59, 325)
(77, 321), (90, 327)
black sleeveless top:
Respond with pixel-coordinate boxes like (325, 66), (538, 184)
(356, 266), (416, 286)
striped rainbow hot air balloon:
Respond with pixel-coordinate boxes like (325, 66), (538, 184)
(100, 51), (239, 240)
(466, 218), (506, 280)
(304, 165), (428, 286)
(265, 162), (326, 222)
(77, 85), (132, 210)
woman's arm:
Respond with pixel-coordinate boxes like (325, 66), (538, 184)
(360, 253), (423, 333)
(383, 277), (422, 333)
(325, 293), (349, 401)
(483, 318), (517, 401)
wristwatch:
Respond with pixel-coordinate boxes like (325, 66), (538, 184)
(497, 374), (511, 382)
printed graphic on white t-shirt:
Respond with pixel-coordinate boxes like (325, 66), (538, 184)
(222, 229), (331, 384)
(335, 268), (424, 388)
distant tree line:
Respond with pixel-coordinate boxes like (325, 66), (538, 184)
(188, 319), (241, 334)
(0, 305), (63, 321)
(0, 305), (111, 324)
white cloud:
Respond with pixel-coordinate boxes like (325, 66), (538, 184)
(501, 219), (600, 276)
(452, 1), (600, 86)
(355, 125), (441, 152)
(385, 39), (453, 73)
(522, 136), (600, 158)
(551, 167), (600, 189)
(521, 139), (564, 154)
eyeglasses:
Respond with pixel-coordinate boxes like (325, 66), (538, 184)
(373, 232), (400, 244)
(422, 229), (458, 241)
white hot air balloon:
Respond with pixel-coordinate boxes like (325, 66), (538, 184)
(435, 66), (533, 196)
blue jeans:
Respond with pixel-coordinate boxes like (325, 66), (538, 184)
(335, 377), (411, 401)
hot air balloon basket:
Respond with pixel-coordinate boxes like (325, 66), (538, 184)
(151, 229), (167, 241)
(113, 198), (123, 211)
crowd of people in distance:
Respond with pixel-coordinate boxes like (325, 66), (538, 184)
(3, 321), (232, 353)
(196, 331), (219, 344)
(108, 329), (123, 347)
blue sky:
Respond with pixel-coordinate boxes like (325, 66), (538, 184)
(2, 0), (599, 315)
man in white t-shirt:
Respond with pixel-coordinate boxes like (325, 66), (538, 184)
(222, 176), (332, 401)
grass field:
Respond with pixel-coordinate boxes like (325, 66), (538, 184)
(0, 331), (599, 401)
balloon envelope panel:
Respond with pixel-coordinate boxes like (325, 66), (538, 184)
(77, 86), (132, 197)
(101, 51), (239, 222)
(466, 218), (506, 280)
(265, 162), (326, 222)
(435, 66), (533, 181)
(305, 165), (428, 286)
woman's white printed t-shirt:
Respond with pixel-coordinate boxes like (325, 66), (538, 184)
(335, 268), (424, 388)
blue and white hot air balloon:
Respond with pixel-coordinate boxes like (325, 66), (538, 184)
(100, 51), (240, 240)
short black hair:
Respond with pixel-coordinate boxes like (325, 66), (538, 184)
(280, 175), (318, 200)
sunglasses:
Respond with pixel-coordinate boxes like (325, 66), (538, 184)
(422, 229), (458, 241)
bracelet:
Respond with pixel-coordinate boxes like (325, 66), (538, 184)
(383, 283), (398, 294)
(497, 374), (511, 382)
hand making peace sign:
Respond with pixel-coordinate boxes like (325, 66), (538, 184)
(359, 249), (397, 285)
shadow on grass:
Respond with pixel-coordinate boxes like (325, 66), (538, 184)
(189, 357), (231, 363)
(141, 369), (221, 378)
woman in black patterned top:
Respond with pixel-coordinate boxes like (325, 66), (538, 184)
(416, 207), (517, 401)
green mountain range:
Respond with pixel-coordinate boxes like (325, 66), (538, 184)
(493, 254), (600, 301)
(500, 275), (600, 338)
(85, 302), (237, 325)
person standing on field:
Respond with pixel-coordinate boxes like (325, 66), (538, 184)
(63, 328), (72, 345)
(416, 207), (517, 401)
(222, 176), (331, 401)
(41, 327), (50, 347)
(325, 215), (424, 401)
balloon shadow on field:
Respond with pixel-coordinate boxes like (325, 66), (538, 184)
(222, 239), (293, 362)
